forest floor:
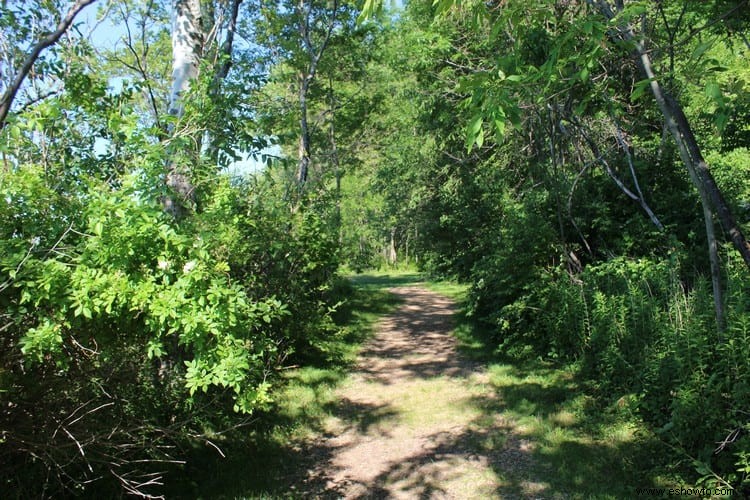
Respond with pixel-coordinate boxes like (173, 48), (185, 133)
(299, 285), (547, 498)
(179, 273), (675, 498)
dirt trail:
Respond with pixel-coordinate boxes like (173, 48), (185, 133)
(304, 286), (545, 499)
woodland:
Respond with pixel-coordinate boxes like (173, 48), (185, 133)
(1, 0), (750, 497)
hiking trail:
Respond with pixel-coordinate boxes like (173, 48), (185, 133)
(301, 285), (546, 499)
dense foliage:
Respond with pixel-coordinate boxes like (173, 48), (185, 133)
(2, 0), (750, 496)
(0, 0), (342, 496)
(350, 0), (750, 493)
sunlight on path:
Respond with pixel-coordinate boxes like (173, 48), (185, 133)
(306, 286), (548, 499)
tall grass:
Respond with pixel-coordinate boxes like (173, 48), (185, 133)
(467, 249), (750, 493)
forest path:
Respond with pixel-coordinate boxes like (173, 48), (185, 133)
(304, 285), (545, 499)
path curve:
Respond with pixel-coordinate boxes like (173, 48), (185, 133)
(304, 286), (543, 499)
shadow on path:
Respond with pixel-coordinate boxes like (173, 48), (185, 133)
(171, 281), (668, 499)
(297, 286), (546, 499)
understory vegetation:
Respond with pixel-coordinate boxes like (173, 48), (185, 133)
(2, 0), (750, 496)
(353, 1), (750, 494)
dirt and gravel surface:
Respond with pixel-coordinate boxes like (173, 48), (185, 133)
(300, 285), (547, 499)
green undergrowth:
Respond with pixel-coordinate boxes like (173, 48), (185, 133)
(482, 361), (683, 498)
(428, 277), (694, 498)
(166, 271), (418, 497)
(169, 272), (697, 498)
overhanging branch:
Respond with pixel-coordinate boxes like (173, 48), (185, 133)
(0, 0), (99, 129)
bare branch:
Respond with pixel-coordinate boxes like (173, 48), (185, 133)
(673, 0), (748, 48)
(565, 112), (664, 231)
(215, 0), (244, 82)
(0, 0), (99, 129)
(110, 470), (166, 499)
(610, 113), (664, 231)
(121, 14), (162, 128)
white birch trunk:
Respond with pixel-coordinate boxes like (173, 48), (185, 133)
(164, 0), (203, 218)
(168, 0), (202, 120)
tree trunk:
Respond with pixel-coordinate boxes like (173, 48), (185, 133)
(594, 0), (741, 332)
(387, 228), (397, 265)
(168, 0), (202, 118)
(164, 0), (203, 219)
(297, 72), (311, 184)
(634, 40), (729, 333)
(405, 229), (410, 265)
(703, 203), (727, 335)
(597, 0), (750, 270)
(214, 0), (243, 83)
(294, 0), (338, 187)
(328, 79), (342, 239)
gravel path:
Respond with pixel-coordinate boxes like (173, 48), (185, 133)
(302, 286), (545, 499)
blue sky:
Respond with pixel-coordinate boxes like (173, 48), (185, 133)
(79, 1), (276, 176)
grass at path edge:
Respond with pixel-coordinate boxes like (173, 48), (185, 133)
(166, 271), (417, 498)
(425, 275), (699, 498)
(168, 271), (694, 498)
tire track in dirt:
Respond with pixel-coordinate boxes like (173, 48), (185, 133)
(302, 285), (546, 499)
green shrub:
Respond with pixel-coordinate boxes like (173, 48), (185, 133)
(0, 165), (343, 496)
(466, 231), (750, 490)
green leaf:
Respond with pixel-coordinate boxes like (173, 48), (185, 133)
(631, 78), (651, 101)
(432, 0), (454, 16)
(147, 340), (165, 359)
(691, 41), (713, 62)
(357, 0), (381, 23)
(714, 111), (730, 133)
(494, 118), (506, 138)
(705, 81), (722, 100)
(692, 460), (712, 477)
(465, 114), (484, 152)
(468, 114), (483, 135)
(613, 1), (648, 23)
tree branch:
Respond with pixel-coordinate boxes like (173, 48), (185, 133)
(566, 113), (665, 231)
(122, 13), (162, 129)
(0, 0), (99, 129)
(214, 0), (243, 82)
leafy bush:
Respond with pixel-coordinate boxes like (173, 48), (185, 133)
(0, 164), (342, 496)
(465, 231), (750, 490)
